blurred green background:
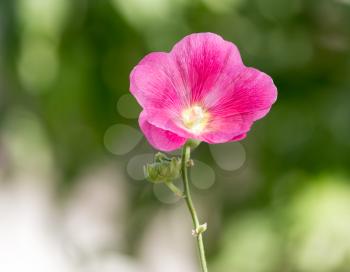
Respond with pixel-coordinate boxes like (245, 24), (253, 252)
(1, 0), (350, 271)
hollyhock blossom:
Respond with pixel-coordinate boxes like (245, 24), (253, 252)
(130, 32), (277, 151)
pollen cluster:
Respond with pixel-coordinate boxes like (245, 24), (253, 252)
(181, 105), (209, 134)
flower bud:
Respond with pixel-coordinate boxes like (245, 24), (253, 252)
(144, 153), (182, 183)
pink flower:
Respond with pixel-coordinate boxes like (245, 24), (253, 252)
(130, 33), (277, 151)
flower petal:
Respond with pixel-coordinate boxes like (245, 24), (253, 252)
(130, 52), (183, 112)
(170, 32), (243, 104)
(143, 108), (193, 139)
(139, 111), (187, 151)
(200, 113), (251, 143)
(130, 51), (189, 139)
(200, 67), (277, 143)
(209, 67), (277, 120)
(231, 133), (247, 141)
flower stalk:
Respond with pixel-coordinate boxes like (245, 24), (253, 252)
(181, 142), (208, 272)
(143, 143), (209, 271)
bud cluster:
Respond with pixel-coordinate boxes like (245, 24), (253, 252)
(144, 152), (182, 184)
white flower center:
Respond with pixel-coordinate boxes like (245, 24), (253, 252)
(181, 105), (209, 134)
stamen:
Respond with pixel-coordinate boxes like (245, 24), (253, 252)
(181, 105), (209, 134)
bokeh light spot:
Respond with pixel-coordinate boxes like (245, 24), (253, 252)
(212, 212), (280, 272)
(110, 0), (189, 50)
(104, 124), (142, 155)
(127, 154), (154, 180)
(153, 181), (182, 204)
(190, 160), (215, 190)
(17, 38), (59, 93)
(17, 0), (69, 38)
(210, 142), (246, 171)
(111, 0), (183, 28)
(1, 108), (54, 174)
(116, 94), (142, 119)
(288, 176), (350, 272)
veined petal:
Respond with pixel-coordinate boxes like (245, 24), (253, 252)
(130, 52), (183, 112)
(199, 112), (251, 143)
(199, 67), (277, 143)
(208, 67), (277, 120)
(170, 32), (243, 104)
(139, 111), (187, 152)
(143, 108), (194, 139)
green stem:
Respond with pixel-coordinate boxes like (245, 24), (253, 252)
(165, 181), (185, 198)
(181, 143), (208, 272)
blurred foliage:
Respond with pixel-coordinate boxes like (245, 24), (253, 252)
(1, 0), (350, 271)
